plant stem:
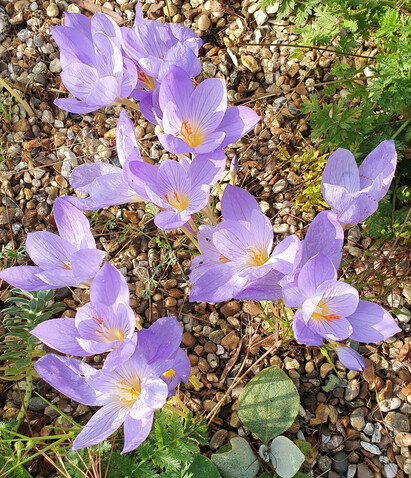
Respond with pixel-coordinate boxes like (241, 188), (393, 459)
(392, 118), (410, 139)
(119, 97), (140, 112)
(162, 402), (187, 419)
(13, 342), (33, 432)
(181, 227), (201, 252)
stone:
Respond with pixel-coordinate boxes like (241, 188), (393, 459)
(284, 357), (299, 370)
(384, 463), (398, 478)
(379, 397), (401, 412)
(360, 441), (381, 455)
(220, 301), (242, 317)
(28, 396), (47, 411)
(350, 408), (365, 431)
(197, 14), (211, 31)
(385, 412), (410, 432)
(46, 3), (60, 17)
(241, 54), (260, 73)
(0, 12), (10, 42)
(396, 306), (411, 323)
(220, 331), (239, 351)
(209, 429), (228, 451)
(332, 451), (348, 474)
(12, 118), (30, 132)
(356, 463), (373, 478)
(182, 332), (196, 347)
(395, 432), (411, 447)
(378, 379), (393, 400)
(344, 380), (360, 401)
(371, 422), (382, 443)
(254, 10), (268, 26)
(317, 455), (332, 472)
(347, 464), (356, 478)
(49, 58), (62, 73)
(272, 178), (288, 193)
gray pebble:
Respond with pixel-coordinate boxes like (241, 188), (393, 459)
(28, 396), (47, 411)
(360, 441), (381, 455)
(332, 450), (348, 474)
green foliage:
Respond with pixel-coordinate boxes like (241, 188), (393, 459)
(211, 437), (260, 478)
(187, 455), (222, 478)
(0, 421), (31, 477)
(0, 289), (66, 381)
(61, 410), (208, 478)
(269, 436), (304, 478)
(237, 367), (300, 444)
(0, 243), (26, 262)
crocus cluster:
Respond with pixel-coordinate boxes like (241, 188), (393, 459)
(0, 2), (402, 456)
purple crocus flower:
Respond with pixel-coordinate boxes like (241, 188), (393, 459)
(34, 317), (189, 452)
(124, 150), (226, 230)
(51, 13), (137, 114)
(64, 110), (143, 210)
(156, 66), (260, 154)
(189, 185), (301, 302)
(0, 198), (103, 291)
(31, 263), (137, 369)
(335, 344), (365, 371)
(321, 140), (397, 224)
(122, 2), (201, 99)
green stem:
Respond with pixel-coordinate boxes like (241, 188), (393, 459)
(13, 343), (33, 432)
(181, 227), (201, 253)
(392, 118), (410, 140)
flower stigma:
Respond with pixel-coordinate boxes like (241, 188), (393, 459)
(165, 191), (190, 212)
(311, 301), (340, 323)
(176, 121), (204, 147)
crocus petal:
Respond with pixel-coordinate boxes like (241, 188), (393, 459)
(321, 148), (360, 194)
(91, 13), (122, 47)
(26, 231), (76, 269)
(34, 354), (100, 406)
(336, 346), (365, 371)
(270, 234), (301, 275)
(71, 248), (103, 284)
(121, 57), (138, 100)
(116, 109), (142, 167)
(122, 414), (153, 454)
(53, 197), (96, 249)
(154, 210), (189, 231)
(0, 266), (51, 291)
(234, 269), (284, 301)
(31, 318), (87, 356)
(69, 163), (121, 193)
(86, 76), (120, 107)
(90, 262), (130, 307)
(282, 273), (303, 308)
(159, 65), (194, 116)
(301, 211), (343, 269)
(60, 63), (98, 100)
(103, 334), (137, 371)
(334, 189), (378, 225)
(218, 106), (260, 147)
(157, 132), (195, 155)
(306, 314), (353, 341)
(123, 159), (157, 200)
(292, 310), (323, 346)
(159, 43), (201, 80)
(62, 13), (91, 35)
(73, 402), (129, 450)
(54, 97), (99, 114)
(221, 184), (260, 224)
(189, 262), (248, 302)
(347, 300), (401, 342)
(359, 140), (397, 200)
(297, 254), (337, 298)
(188, 151), (226, 189)
(314, 280), (359, 318)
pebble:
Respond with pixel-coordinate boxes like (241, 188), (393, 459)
(273, 223), (289, 234)
(347, 464), (356, 478)
(387, 293), (401, 308)
(395, 432), (411, 447)
(0, 13), (10, 42)
(332, 451), (348, 474)
(379, 397), (401, 412)
(241, 54), (260, 73)
(254, 10), (268, 26)
(371, 422), (382, 443)
(209, 429), (228, 451)
(396, 306), (411, 324)
(197, 14), (211, 31)
(345, 380), (360, 401)
(182, 332), (195, 347)
(28, 396), (47, 411)
(46, 3), (59, 17)
(360, 441), (381, 455)
(384, 463), (398, 478)
(220, 301), (242, 317)
(362, 422), (374, 436)
(284, 357), (299, 370)
(385, 412), (410, 432)
(272, 178), (288, 193)
(49, 58), (62, 73)
(350, 408), (365, 431)
(356, 463), (373, 478)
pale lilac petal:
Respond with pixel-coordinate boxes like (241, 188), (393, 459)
(187, 151), (226, 189)
(155, 159), (191, 199)
(157, 132), (195, 155)
(139, 87), (162, 125)
(321, 148), (360, 194)
(63, 13), (91, 34)
(121, 57), (138, 99)
(292, 310), (323, 346)
(123, 159), (157, 200)
(25, 231), (76, 269)
(69, 163), (121, 193)
(334, 190), (378, 224)
(218, 106), (260, 147)
(91, 13), (121, 46)
(234, 269), (284, 301)
(297, 254), (337, 298)
(131, 377), (168, 419)
(161, 348), (191, 395)
(282, 276), (304, 308)
(103, 334), (137, 371)
(302, 211), (343, 269)
(336, 346), (365, 371)
(189, 262), (248, 302)
(31, 318), (87, 356)
(185, 185), (210, 214)
(0, 266), (51, 291)
(212, 221), (254, 263)
(86, 76), (120, 107)
(53, 197), (96, 249)
(316, 280), (359, 317)
(71, 248), (103, 283)
(347, 300), (401, 342)
(191, 130), (226, 154)
(73, 402), (128, 450)
(270, 234), (301, 275)
(221, 184), (260, 224)
(116, 109), (142, 167)
(359, 140), (397, 200)
(54, 97), (98, 114)
(35, 268), (76, 288)
(158, 65), (194, 114)
(122, 414), (153, 453)
(154, 210), (189, 231)
(188, 78), (227, 134)
(50, 26), (93, 69)
(90, 262), (130, 307)
(159, 43), (201, 80)
(307, 314), (353, 341)
(60, 63), (98, 100)
(34, 354), (100, 406)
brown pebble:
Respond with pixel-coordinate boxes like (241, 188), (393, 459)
(220, 330), (240, 351)
(188, 354), (198, 366)
(198, 357), (210, 373)
(320, 362), (333, 379)
(182, 332), (196, 347)
(378, 379), (393, 401)
(194, 345), (204, 356)
(220, 301), (242, 317)
(204, 341), (217, 354)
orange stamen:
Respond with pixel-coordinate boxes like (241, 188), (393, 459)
(63, 263), (72, 270)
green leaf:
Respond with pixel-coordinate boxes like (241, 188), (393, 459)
(238, 367), (300, 443)
(211, 437), (260, 478)
(269, 436), (304, 478)
(187, 455), (222, 478)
